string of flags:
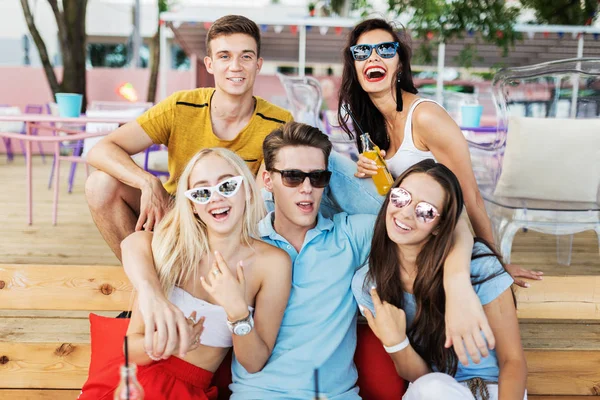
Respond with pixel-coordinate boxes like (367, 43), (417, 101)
(189, 20), (599, 41)
(423, 29), (600, 41)
(189, 23), (346, 36)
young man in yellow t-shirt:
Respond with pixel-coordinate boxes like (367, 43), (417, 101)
(85, 15), (293, 260)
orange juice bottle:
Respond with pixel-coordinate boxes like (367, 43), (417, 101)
(360, 132), (394, 196)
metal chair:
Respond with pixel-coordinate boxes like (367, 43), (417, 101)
(0, 105), (23, 162)
(47, 105), (151, 192)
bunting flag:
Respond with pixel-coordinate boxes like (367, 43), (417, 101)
(467, 29), (474, 37)
(543, 31), (550, 38)
(319, 26), (329, 35)
(594, 33), (599, 41)
(306, 25), (312, 32)
(274, 25), (284, 34)
(558, 32), (564, 39)
(159, 19), (165, 26)
(203, 21), (212, 30)
(426, 31), (434, 40)
(495, 30), (504, 39)
(527, 31), (535, 39)
(335, 26), (343, 36)
(290, 25), (298, 35)
(260, 24), (268, 33)
(572, 31), (579, 39)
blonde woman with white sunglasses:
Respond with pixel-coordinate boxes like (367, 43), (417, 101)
(79, 148), (291, 400)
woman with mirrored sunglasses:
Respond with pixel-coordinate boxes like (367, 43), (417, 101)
(351, 160), (527, 400)
(334, 20), (542, 287)
(80, 148), (292, 400)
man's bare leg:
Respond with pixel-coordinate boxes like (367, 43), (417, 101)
(85, 171), (142, 261)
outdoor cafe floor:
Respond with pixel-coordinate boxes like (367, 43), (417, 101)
(0, 156), (598, 273)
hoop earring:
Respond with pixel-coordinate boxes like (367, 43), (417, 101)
(396, 71), (403, 112)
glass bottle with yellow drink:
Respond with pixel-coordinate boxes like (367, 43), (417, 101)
(360, 132), (394, 195)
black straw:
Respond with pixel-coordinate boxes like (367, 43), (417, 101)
(314, 368), (319, 399)
(342, 104), (366, 136)
(124, 335), (130, 400)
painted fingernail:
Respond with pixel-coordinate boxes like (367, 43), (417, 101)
(371, 285), (376, 290)
(358, 305), (365, 313)
(525, 283), (530, 288)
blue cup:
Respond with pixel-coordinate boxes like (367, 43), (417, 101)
(55, 93), (83, 117)
(460, 104), (483, 128)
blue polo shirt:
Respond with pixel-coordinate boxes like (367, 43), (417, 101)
(230, 212), (375, 400)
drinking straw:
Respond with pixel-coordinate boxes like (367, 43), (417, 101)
(314, 368), (319, 400)
(342, 104), (366, 136)
(124, 335), (130, 400)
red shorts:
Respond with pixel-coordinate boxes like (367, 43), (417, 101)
(79, 356), (218, 400)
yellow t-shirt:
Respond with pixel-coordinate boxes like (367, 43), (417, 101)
(137, 88), (293, 194)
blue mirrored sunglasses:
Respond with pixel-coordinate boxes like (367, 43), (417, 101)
(349, 41), (400, 61)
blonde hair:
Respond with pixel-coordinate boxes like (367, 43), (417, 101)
(151, 148), (265, 295)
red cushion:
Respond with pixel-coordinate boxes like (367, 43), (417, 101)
(213, 350), (233, 400)
(81, 314), (233, 399)
(87, 313), (130, 376)
(79, 314), (130, 399)
(354, 323), (408, 400)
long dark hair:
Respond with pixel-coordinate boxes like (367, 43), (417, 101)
(338, 19), (418, 153)
(367, 159), (498, 375)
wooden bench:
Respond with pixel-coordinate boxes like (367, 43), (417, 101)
(1, 264), (599, 398)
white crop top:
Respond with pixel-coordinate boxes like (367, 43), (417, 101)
(169, 286), (254, 348)
(385, 98), (438, 178)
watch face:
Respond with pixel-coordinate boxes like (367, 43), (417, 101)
(233, 322), (252, 336)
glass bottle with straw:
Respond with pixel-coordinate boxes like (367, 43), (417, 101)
(342, 104), (394, 195)
(114, 336), (145, 400)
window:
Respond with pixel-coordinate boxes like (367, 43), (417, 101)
(87, 43), (149, 68)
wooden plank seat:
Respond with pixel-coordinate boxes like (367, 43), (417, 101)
(1, 264), (600, 397)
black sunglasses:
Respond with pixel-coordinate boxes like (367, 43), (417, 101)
(270, 168), (332, 188)
(349, 41), (400, 61)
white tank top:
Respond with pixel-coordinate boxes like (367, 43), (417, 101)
(169, 286), (253, 348)
(385, 99), (438, 178)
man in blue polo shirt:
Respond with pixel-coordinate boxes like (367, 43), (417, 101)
(229, 122), (373, 399)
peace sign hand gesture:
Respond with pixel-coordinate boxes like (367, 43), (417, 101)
(361, 287), (407, 348)
(201, 251), (250, 322)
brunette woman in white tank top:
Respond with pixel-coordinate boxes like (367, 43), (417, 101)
(336, 19), (542, 290)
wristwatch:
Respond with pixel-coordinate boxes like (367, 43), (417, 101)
(227, 312), (254, 336)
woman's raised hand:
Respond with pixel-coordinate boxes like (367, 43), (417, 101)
(361, 287), (407, 347)
(355, 149), (386, 178)
(201, 251), (250, 322)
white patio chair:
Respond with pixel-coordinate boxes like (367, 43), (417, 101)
(276, 73), (326, 132)
(467, 58), (600, 265)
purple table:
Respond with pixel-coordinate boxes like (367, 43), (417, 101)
(0, 115), (134, 224)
